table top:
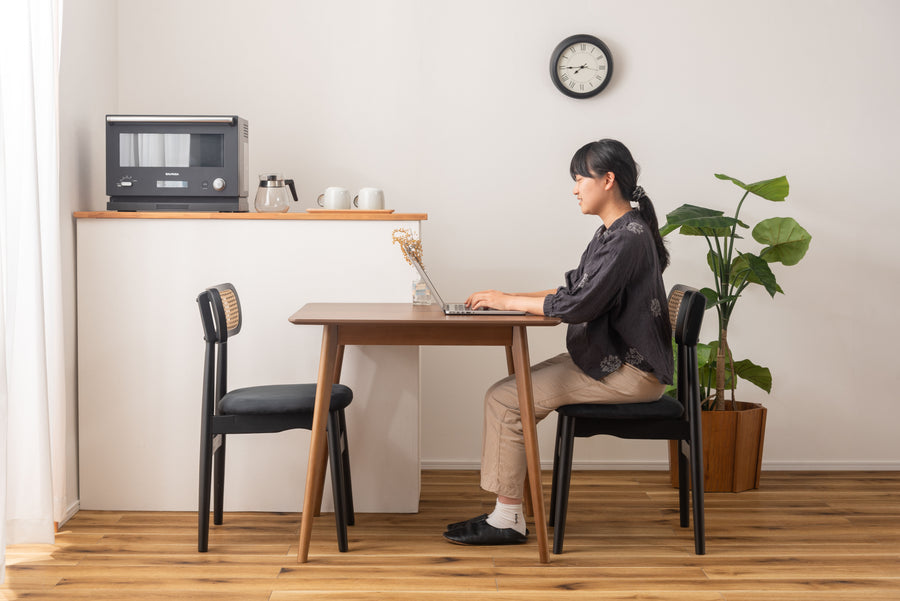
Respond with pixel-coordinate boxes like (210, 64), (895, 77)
(289, 303), (561, 327)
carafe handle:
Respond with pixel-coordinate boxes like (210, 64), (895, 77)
(285, 179), (298, 203)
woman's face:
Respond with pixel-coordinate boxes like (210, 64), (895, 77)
(572, 171), (613, 215)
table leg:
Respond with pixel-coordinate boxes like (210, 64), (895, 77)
(510, 326), (549, 564)
(312, 345), (346, 517)
(298, 325), (339, 563)
(506, 346), (533, 518)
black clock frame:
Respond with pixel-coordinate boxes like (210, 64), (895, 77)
(550, 34), (614, 99)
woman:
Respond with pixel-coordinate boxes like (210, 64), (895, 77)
(444, 139), (673, 546)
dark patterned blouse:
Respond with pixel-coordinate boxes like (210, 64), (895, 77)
(543, 210), (673, 385)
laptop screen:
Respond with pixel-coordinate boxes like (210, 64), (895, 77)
(404, 246), (446, 308)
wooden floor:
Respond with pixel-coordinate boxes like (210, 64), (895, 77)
(3, 470), (899, 600)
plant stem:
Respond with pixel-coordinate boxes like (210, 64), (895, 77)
(721, 191), (749, 330)
(715, 330), (728, 411)
(713, 191), (751, 410)
(705, 234), (726, 333)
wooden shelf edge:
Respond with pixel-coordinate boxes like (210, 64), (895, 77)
(73, 211), (428, 221)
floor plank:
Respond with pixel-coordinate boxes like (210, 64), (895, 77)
(2, 470), (900, 600)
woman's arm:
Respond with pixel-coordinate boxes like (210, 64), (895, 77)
(514, 289), (558, 298)
(465, 289), (556, 315)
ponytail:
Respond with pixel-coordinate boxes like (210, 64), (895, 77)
(632, 186), (670, 272)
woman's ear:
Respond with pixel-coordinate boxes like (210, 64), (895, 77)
(603, 171), (616, 191)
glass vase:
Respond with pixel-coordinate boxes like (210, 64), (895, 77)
(412, 276), (432, 305)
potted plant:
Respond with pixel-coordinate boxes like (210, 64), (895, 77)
(660, 174), (811, 491)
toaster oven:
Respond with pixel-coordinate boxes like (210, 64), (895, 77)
(106, 115), (249, 211)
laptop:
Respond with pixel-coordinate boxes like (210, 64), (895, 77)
(405, 247), (527, 315)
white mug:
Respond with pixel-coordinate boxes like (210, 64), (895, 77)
(317, 187), (351, 210)
(354, 187), (385, 210)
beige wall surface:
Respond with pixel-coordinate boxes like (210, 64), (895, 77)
(58, 0), (900, 510)
(59, 0), (118, 520)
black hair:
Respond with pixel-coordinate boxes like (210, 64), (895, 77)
(569, 139), (670, 271)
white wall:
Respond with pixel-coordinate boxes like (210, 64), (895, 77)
(58, 0), (118, 519)
(60, 0), (900, 480)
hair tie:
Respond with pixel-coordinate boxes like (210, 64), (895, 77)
(632, 185), (646, 202)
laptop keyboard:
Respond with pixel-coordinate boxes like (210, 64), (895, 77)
(446, 303), (489, 314)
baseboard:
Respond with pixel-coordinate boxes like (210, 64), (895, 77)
(422, 460), (671, 471)
(58, 499), (80, 529)
(421, 459), (900, 471)
(762, 460), (900, 470)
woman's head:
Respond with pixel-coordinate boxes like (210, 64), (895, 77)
(569, 138), (639, 201)
(570, 139), (670, 271)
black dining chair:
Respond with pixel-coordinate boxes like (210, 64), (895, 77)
(196, 282), (354, 552)
(549, 284), (707, 555)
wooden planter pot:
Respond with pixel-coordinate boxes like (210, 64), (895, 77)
(668, 401), (767, 492)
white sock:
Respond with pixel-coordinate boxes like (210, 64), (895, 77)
(486, 499), (526, 535)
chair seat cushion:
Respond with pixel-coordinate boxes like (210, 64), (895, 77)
(218, 383), (353, 416)
(556, 395), (684, 420)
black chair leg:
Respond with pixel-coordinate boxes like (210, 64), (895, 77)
(327, 411), (349, 552)
(552, 415), (576, 554)
(689, 440), (706, 555)
(549, 416), (564, 527)
(677, 440), (690, 528)
(213, 434), (226, 526)
(198, 432), (213, 552)
(338, 409), (354, 526)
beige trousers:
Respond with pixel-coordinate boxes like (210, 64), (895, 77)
(480, 352), (666, 499)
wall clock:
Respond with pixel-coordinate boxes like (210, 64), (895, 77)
(550, 34), (613, 98)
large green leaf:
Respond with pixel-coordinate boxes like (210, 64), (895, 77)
(753, 217), (812, 266)
(659, 222), (680, 236)
(681, 225), (746, 238)
(731, 253), (782, 296)
(706, 249), (725, 278)
(697, 342), (713, 367)
(661, 204), (744, 237)
(698, 341), (723, 397)
(699, 287), (719, 309)
(715, 174), (789, 202)
(732, 359), (772, 393)
(702, 348), (772, 396)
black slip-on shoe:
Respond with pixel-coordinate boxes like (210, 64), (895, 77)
(446, 513), (488, 532)
(443, 519), (528, 546)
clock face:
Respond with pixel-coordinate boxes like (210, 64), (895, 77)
(550, 35), (613, 98)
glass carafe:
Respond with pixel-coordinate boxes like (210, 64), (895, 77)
(254, 173), (298, 212)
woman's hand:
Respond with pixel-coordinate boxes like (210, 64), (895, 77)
(465, 289), (509, 311)
(465, 290), (551, 315)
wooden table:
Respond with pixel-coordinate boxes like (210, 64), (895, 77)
(289, 303), (562, 564)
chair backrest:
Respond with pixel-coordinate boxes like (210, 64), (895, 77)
(197, 283), (243, 405)
(666, 285), (705, 418)
(667, 285), (705, 348)
(197, 283), (242, 344)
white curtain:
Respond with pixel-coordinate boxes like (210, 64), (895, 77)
(0, 0), (65, 582)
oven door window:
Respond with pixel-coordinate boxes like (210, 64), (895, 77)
(119, 133), (224, 167)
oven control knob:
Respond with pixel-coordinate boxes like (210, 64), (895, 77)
(212, 177), (226, 191)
